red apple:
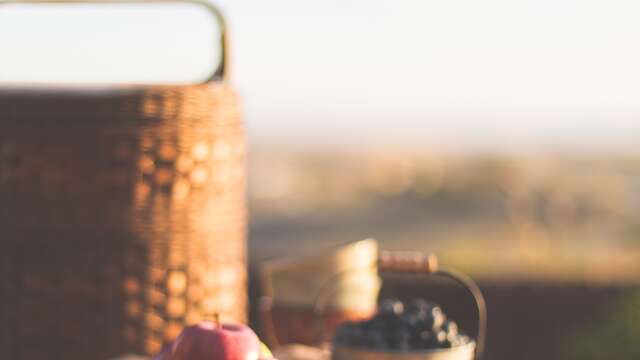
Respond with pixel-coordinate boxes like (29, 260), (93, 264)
(154, 318), (261, 360)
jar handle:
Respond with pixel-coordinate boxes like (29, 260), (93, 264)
(0, 0), (229, 83)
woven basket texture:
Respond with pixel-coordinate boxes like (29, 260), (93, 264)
(0, 83), (247, 360)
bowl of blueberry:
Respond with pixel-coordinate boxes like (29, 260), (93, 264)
(331, 298), (475, 360)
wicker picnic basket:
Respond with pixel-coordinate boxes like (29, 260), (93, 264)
(0, 1), (247, 359)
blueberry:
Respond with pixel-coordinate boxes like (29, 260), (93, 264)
(452, 335), (470, 347)
(334, 324), (364, 345)
(379, 298), (404, 316)
(403, 311), (424, 330)
(409, 326), (425, 343)
(333, 322), (359, 345)
(424, 333), (442, 349)
(429, 306), (446, 330)
(362, 317), (384, 332)
(443, 320), (458, 333)
(412, 330), (433, 349)
(386, 329), (411, 351)
(407, 298), (430, 316)
(443, 320), (458, 340)
(398, 338), (411, 351)
(365, 330), (386, 349)
(351, 326), (367, 345)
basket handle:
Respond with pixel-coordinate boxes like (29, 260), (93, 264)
(309, 251), (486, 360)
(0, 0), (229, 83)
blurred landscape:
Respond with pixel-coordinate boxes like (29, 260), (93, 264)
(248, 146), (640, 284)
(247, 146), (640, 359)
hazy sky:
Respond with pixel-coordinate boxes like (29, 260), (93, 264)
(1, 0), (640, 153)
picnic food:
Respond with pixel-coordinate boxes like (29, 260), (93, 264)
(333, 298), (471, 351)
(154, 318), (268, 360)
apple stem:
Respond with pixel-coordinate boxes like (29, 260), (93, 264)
(213, 313), (220, 327)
